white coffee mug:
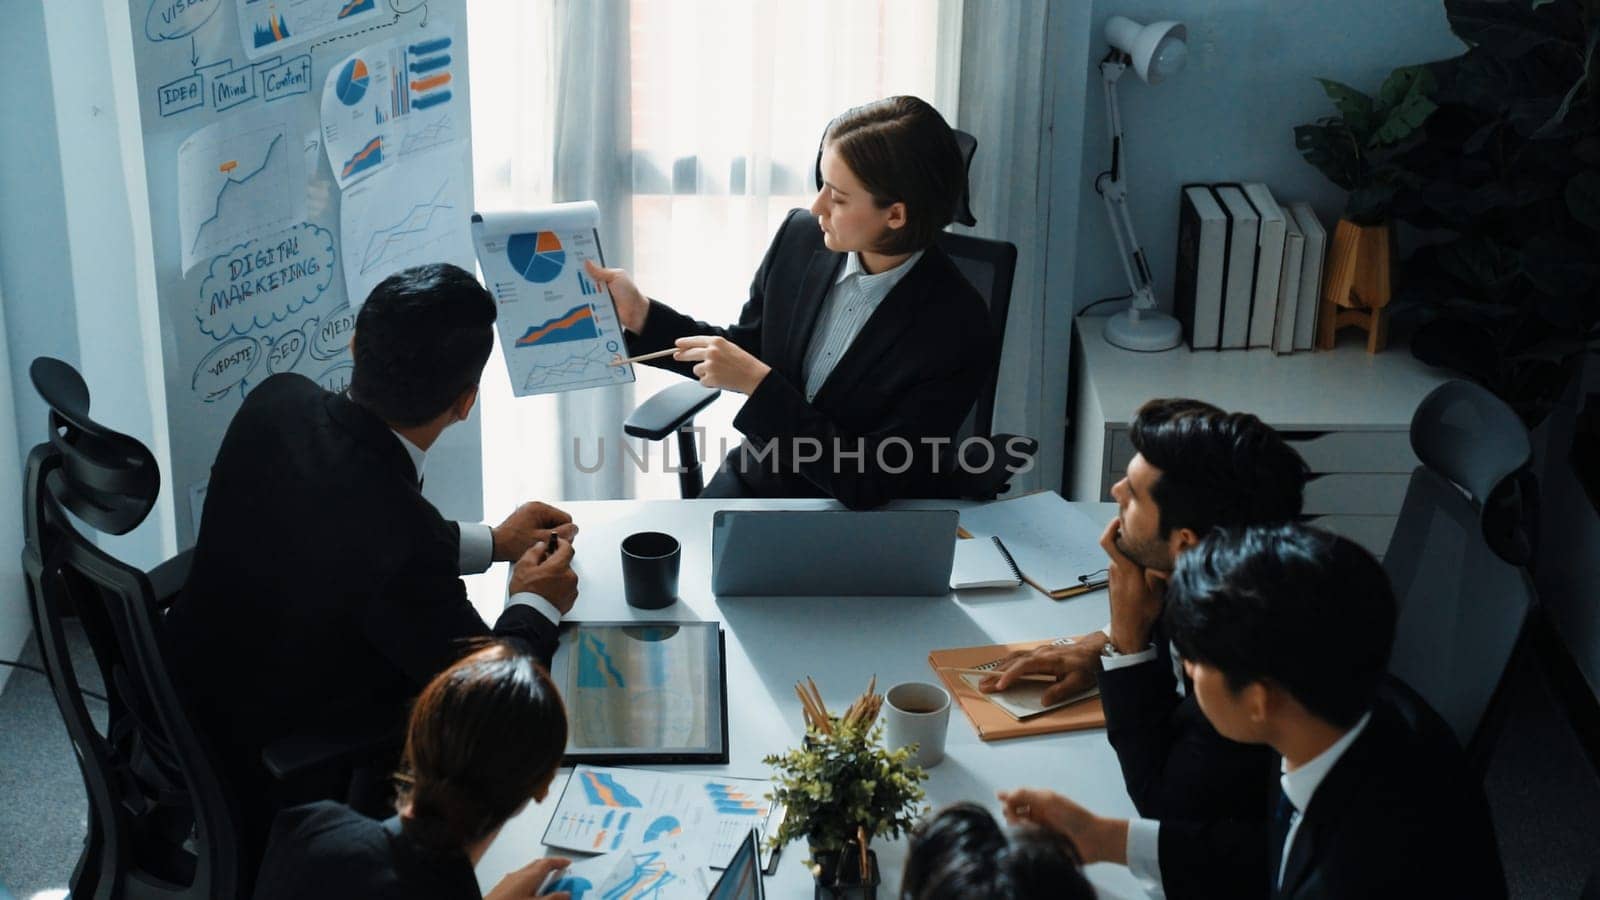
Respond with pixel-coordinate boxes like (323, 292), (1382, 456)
(884, 681), (952, 769)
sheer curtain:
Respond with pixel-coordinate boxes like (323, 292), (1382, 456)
(955, 3), (1055, 495)
(469, 0), (961, 504)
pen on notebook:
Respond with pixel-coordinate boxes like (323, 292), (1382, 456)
(607, 347), (678, 367)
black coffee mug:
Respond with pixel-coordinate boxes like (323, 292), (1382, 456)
(621, 531), (681, 609)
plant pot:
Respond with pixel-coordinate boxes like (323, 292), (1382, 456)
(1318, 217), (1395, 353)
(811, 848), (880, 900)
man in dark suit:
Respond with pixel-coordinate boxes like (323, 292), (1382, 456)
(165, 263), (580, 849)
(988, 399), (1308, 898)
(586, 96), (997, 509)
(1000, 525), (1506, 899)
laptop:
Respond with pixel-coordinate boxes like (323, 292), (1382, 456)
(707, 828), (765, 899)
(710, 509), (958, 596)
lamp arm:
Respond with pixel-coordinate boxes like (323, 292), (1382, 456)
(1098, 56), (1157, 316)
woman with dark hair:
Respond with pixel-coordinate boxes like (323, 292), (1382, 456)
(253, 640), (574, 900)
(587, 95), (997, 509)
(900, 802), (1095, 899)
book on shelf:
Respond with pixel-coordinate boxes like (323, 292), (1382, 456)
(1275, 210), (1306, 354)
(1174, 184), (1227, 350)
(1288, 202), (1327, 352)
(1211, 184), (1259, 350)
(1241, 183), (1288, 350)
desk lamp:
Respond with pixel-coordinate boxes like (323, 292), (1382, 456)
(1098, 15), (1188, 352)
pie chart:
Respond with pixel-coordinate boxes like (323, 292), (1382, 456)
(336, 58), (370, 106)
(507, 231), (567, 284)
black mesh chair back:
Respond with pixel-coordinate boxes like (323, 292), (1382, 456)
(20, 357), (241, 900)
(1385, 380), (1537, 772)
(935, 230), (1017, 445)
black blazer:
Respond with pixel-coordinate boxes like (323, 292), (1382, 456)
(1155, 688), (1506, 900)
(165, 373), (557, 778)
(254, 801), (480, 900)
(626, 208), (996, 509)
(1267, 692), (1505, 899)
(1098, 635), (1278, 822)
(1098, 635), (1277, 900)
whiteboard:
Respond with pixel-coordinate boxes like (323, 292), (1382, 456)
(124, 0), (481, 545)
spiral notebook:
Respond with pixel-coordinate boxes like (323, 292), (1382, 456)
(927, 638), (1106, 740)
(951, 536), (1024, 589)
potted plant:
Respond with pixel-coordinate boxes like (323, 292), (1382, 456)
(1294, 64), (1438, 351)
(1383, 0), (1599, 429)
(1383, 0), (1600, 731)
(764, 677), (928, 900)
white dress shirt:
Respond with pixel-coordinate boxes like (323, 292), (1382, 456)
(800, 249), (923, 401)
(1123, 710), (1376, 898)
(390, 431), (561, 626)
(1276, 710), (1373, 888)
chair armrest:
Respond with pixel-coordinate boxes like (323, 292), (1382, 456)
(623, 382), (722, 441)
(147, 549), (193, 610)
(261, 720), (402, 783)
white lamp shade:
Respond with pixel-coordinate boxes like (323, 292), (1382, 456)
(1105, 16), (1188, 84)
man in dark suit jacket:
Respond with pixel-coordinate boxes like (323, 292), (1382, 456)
(165, 263), (580, 850)
(987, 399), (1309, 898)
(1000, 525), (1506, 899)
(587, 97), (996, 509)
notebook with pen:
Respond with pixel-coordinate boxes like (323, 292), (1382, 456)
(927, 638), (1106, 741)
(958, 492), (1111, 599)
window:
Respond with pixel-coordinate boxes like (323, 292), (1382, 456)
(470, 0), (956, 504)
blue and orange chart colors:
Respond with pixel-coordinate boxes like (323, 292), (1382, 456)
(704, 784), (765, 816)
(472, 203), (637, 396)
(507, 231), (568, 284)
(544, 766), (782, 872)
(240, 0), (381, 60)
(320, 29), (462, 188)
(515, 306), (602, 348)
(340, 136), (383, 180)
(335, 58), (369, 106)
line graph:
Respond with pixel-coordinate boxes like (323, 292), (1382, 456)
(521, 343), (622, 393)
(399, 113), (454, 155)
(357, 179), (453, 274)
(178, 115), (301, 272)
(189, 133), (285, 256)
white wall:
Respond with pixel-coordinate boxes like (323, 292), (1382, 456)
(0, 278), (26, 693)
(0, 0), (173, 590)
(0, 0), (172, 689)
(1069, 0), (1464, 315)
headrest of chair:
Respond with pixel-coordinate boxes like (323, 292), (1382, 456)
(1410, 380), (1536, 566)
(813, 123), (978, 228)
(30, 357), (160, 535)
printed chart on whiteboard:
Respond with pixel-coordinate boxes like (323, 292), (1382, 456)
(177, 109), (306, 273)
(472, 203), (636, 397)
(236, 0), (384, 60)
(338, 145), (474, 308)
(321, 30), (464, 188)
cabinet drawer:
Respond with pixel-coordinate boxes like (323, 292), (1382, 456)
(1303, 473), (1410, 515)
(1306, 514), (1398, 558)
(1100, 427), (1136, 500)
(1283, 430), (1416, 474)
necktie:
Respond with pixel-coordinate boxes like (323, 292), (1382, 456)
(1269, 785), (1295, 892)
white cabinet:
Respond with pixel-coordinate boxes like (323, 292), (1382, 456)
(1069, 316), (1456, 557)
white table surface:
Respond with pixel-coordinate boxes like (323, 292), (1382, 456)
(465, 498), (1146, 899)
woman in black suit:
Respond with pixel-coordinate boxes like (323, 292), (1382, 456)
(587, 95), (996, 509)
(253, 640), (574, 900)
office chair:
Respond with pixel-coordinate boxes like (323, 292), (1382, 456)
(21, 358), (401, 899)
(1384, 379), (1539, 773)
(21, 356), (241, 899)
(622, 128), (1033, 499)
